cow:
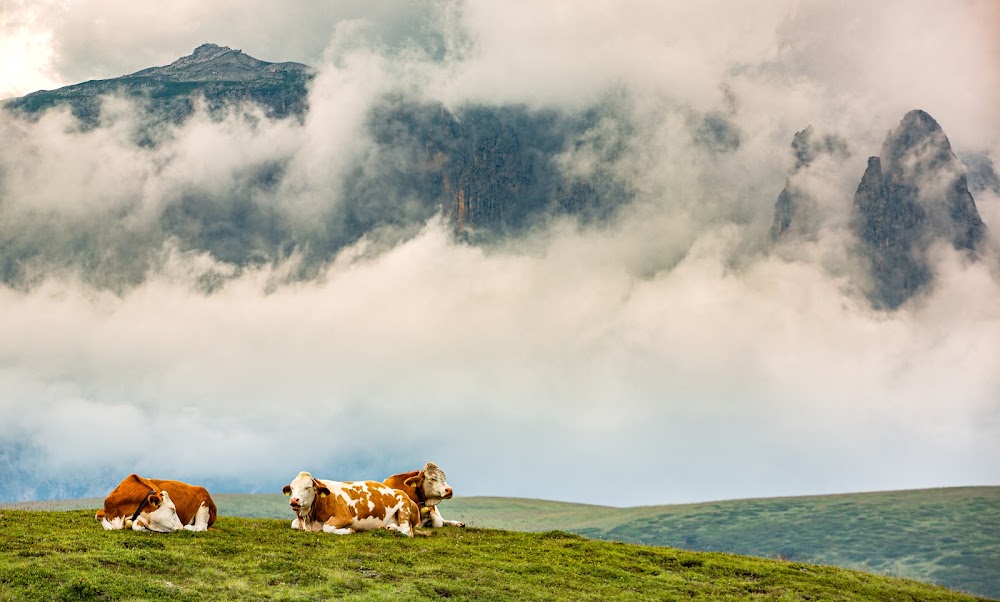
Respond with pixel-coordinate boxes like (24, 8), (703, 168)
(282, 471), (424, 537)
(95, 474), (217, 532)
(383, 462), (464, 528)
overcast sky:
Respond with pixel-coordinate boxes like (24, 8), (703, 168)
(1, 0), (998, 506)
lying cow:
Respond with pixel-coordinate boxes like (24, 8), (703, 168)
(282, 471), (423, 537)
(384, 462), (464, 528)
(95, 474), (217, 532)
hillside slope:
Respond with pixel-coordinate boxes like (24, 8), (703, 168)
(7, 487), (996, 598)
(0, 509), (988, 601)
(444, 488), (1000, 600)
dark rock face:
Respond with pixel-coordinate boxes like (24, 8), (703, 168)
(790, 126), (850, 172)
(770, 187), (796, 239)
(3, 43), (314, 125)
(769, 126), (849, 239)
(345, 98), (632, 244)
(0, 47), (632, 291)
(696, 112), (741, 153)
(770, 112), (987, 310)
(852, 156), (931, 308)
(962, 153), (1000, 195)
(852, 110), (986, 309)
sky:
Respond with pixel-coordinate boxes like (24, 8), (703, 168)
(0, 0), (999, 506)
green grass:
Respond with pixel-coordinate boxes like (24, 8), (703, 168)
(0, 509), (988, 601)
(7, 487), (996, 599)
(443, 488), (1000, 600)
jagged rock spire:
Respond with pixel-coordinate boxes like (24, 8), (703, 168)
(852, 110), (986, 309)
(769, 126), (849, 239)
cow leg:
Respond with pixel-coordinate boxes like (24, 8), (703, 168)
(321, 516), (356, 535)
(184, 501), (211, 532)
(385, 497), (415, 537)
(101, 516), (125, 530)
(386, 509), (413, 537)
(290, 517), (302, 530)
(428, 505), (465, 528)
(385, 523), (412, 536)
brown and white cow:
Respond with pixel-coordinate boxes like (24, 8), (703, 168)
(384, 462), (464, 528)
(95, 474), (217, 532)
(282, 471), (423, 537)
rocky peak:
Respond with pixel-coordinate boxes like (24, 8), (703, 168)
(877, 109), (984, 250)
(168, 43), (238, 69)
(769, 126), (849, 239)
(963, 153), (1000, 195)
(881, 110), (957, 194)
(790, 126), (849, 172)
(770, 110), (986, 310)
(4, 43), (314, 125)
(132, 43), (296, 83)
(852, 109), (986, 309)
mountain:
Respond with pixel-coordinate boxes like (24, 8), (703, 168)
(769, 126), (850, 239)
(2, 47), (993, 311)
(0, 45), (632, 292)
(771, 110), (988, 310)
(358, 98), (631, 239)
(3, 43), (314, 124)
(852, 110), (986, 309)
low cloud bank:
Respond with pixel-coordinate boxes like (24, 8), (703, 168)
(2, 215), (998, 504)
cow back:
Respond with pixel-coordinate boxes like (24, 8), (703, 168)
(325, 481), (416, 527)
(149, 479), (218, 528)
(383, 471), (421, 505)
(101, 474), (161, 518)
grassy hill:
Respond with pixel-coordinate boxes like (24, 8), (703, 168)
(0, 509), (989, 601)
(445, 488), (1000, 600)
(5, 487), (996, 599)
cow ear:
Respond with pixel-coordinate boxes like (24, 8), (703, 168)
(147, 493), (162, 509)
(282, 485), (292, 496)
(313, 479), (331, 498)
(404, 473), (424, 488)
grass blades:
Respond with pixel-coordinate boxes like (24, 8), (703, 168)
(0, 509), (990, 601)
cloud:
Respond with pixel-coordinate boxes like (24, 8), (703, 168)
(2, 216), (998, 504)
(774, 0), (1000, 151)
(1, 0), (998, 505)
(0, 1), (59, 99)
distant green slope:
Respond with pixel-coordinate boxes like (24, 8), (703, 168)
(0, 509), (987, 601)
(445, 487), (1000, 600)
(7, 487), (996, 599)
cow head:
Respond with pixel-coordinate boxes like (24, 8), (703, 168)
(404, 462), (453, 507)
(282, 471), (331, 517)
(131, 490), (184, 533)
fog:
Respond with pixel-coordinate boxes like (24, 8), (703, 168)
(0, 0), (998, 506)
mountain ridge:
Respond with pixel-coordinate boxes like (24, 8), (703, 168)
(2, 43), (313, 123)
(771, 109), (989, 309)
(1, 45), (996, 313)
(127, 43), (314, 83)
